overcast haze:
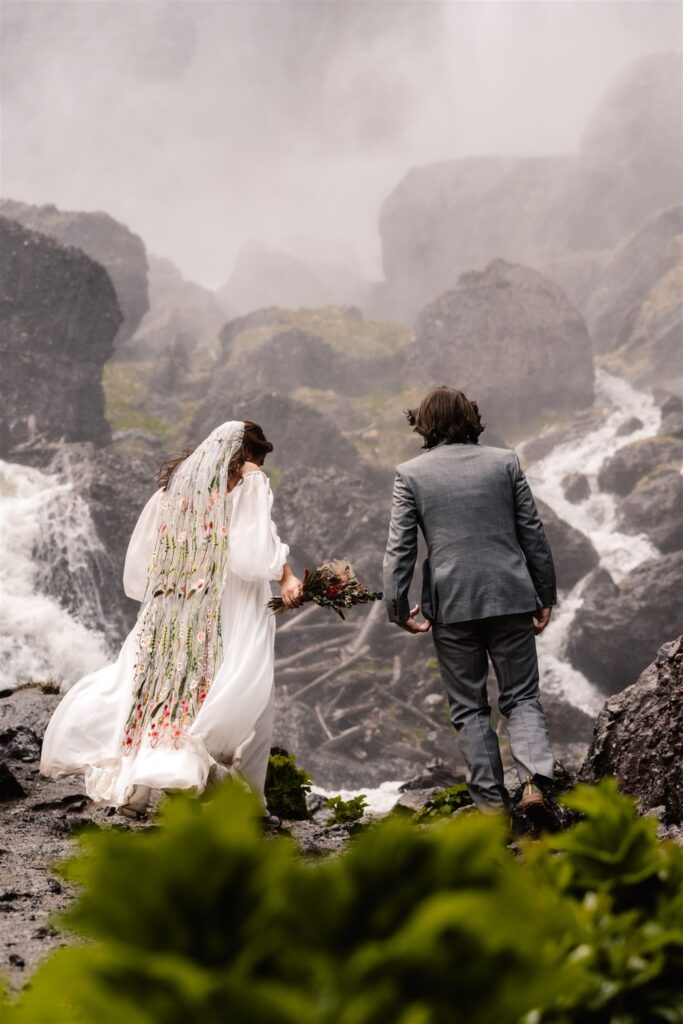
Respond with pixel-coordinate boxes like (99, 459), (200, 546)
(1, 0), (681, 289)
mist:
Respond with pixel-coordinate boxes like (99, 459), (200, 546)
(1, 0), (680, 289)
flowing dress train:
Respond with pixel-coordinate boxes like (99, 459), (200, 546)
(39, 470), (288, 807)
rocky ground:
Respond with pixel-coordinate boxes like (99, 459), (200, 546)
(3, 637), (682, 992)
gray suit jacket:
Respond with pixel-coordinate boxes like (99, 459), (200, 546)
(383, 441), (557, 624)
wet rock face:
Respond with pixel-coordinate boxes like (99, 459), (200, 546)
(580, 637), (683, 825)
(567, 554), (683, 695)
(0, 218), (121, 454)
(597, 436), (683, 496)
(0, 199), (149, 347)
(410, 260), (595, 433)
(617, 470), (683, 554)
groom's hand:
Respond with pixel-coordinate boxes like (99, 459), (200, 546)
(533, 606), (553, 635)
(396, 604), (432, 634)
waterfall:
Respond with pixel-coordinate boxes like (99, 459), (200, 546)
(519, 368), (662, 715)
(0, 459), (110, 690)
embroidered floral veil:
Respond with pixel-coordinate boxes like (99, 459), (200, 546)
(122, 420), (245, 756)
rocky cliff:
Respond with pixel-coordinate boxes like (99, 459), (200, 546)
(584, 205), (683, 392)
(0, 217), (120, 453)
(0, 199), (149, 347)
(580, 636), (683, 826)
(378, 53), (682, 320)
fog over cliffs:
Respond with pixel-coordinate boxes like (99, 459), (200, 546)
(1, 0), (680, 289)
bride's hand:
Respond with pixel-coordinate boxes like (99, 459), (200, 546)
(279, 565), (303, 609)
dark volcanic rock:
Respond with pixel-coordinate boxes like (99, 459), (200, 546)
(191, 390), (360, 475)
(0, 198), (149, 347)
(561, 472), (590, 503)
(567, 554), (683, 694)
(597, 435), (683, 495)
(0, 763), (25, 801)
(617, 470), (683, 553)
(615, 416), (644, 437)
(0, 217), (120, 453)
(660, 395), (683, 439)
(0, 726), (41, 763)
(536, 499), (599, 589)
(410, 260), (594, 432)
(580, 637), (683, 824)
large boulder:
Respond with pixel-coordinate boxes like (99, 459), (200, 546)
(0, 217), (120, 453)
(580, 636), (683, 825)
(567, 554), (683, 694)
(0, 199), (149, 346)
(617, 470), (683, 554)
(597, 435), (683, 496)
(409, 260), (595, 432)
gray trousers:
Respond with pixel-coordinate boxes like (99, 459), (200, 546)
(431, 612), (554, 810)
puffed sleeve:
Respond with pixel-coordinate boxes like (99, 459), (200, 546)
(123, 490), (163, 601)
(228, 471), (290, 582)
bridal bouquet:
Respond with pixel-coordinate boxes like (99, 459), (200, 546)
(267, 560), (382, 620)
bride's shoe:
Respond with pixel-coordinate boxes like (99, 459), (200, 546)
(116, 784), (151, 819)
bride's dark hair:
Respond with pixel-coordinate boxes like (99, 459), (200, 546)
(155, 420), (274, 491)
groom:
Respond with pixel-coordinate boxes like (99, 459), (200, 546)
(383, 386), (557, 815)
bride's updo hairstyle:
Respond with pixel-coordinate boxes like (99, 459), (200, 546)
(406, 386), (485, 449)
(156, 420), (273, 490)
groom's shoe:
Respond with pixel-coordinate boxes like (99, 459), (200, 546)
(520, 778), (546, 811)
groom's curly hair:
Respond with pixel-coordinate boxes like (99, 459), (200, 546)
(155, 421), (273, 490)
(406, 386), (485, 448)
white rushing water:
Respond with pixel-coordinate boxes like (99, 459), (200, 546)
(0, 459), (110, 689)
(520, 368), (662, 716)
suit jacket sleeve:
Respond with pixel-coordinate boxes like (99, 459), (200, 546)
(383, 470), (419, 622)
(510, 452), (557, 607)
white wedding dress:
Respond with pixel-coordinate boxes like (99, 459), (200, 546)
(40, 470), (289, 808)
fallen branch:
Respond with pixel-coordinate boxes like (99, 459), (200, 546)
(318, 724), (364, 751)
(314, 703), (335, 741)
(275, 636), (345, 670)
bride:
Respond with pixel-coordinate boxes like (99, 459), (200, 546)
(40, 419), (301, 818)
